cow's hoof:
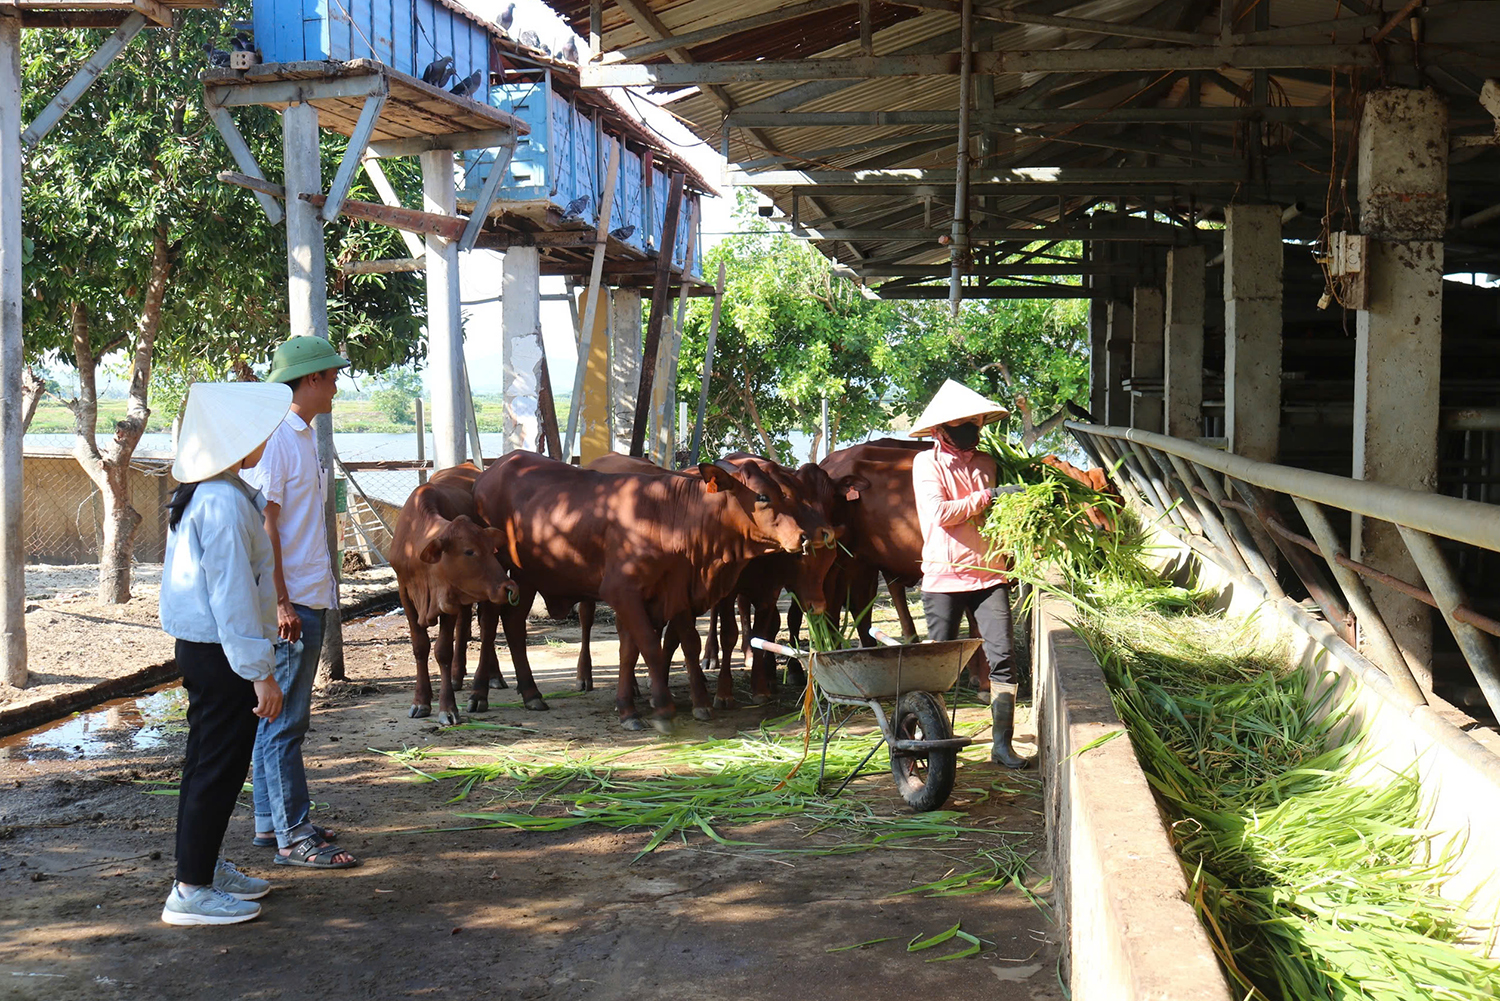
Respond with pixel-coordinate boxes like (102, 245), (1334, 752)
(620, 716), (646, 731)
(649, 716), (675, 735)
(490, 676), (508, 690)
(437, 710), (461, 726)
(524, 696), (549, 712)
(467, 696), (489, 713)
(453, 678), (465, 692)
(692, 707), (713, 722)
(409, 704), (431, 719)
(751, 693), (773, 706)
(575, 680), (593, 693)
(712, 696), (737, 710)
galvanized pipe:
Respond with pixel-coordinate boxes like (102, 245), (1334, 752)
(1164, 453), (1252, 578)
(1186, 460), (1286, 600)
(1292, 496), (1425, 705)
(947, 0), (972, 316)
(1068, 422), (1500, 555)
(1399, 527), (1500, 724)
(1231, 479), (1355, 645)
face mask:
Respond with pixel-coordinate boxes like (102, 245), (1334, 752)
(943, 422), (980, 450)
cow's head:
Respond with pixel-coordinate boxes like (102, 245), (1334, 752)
(777, 463), (871, 614)
(697, 455), (839, 556)
(419, 514), (521, 610)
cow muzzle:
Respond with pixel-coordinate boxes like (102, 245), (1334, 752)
(494, 581), (521, 606)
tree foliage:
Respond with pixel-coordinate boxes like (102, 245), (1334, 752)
(674, 198), (1090, 462)
(17, 4), (426, 600)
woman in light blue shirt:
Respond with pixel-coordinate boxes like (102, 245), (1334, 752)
(157, 382), (292, 926)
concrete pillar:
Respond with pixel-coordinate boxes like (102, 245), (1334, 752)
(1130, 287), (1164, 433)
(1223, 204), (1282, 463)
(577, 287), (612, 463)
(610, 289), (642, 452)
(1353, 88), (1449, 688)
(421, 149), (465, 468)
(283, 101), (343, 678)
(500, 246), (543, 454)
(1104, 300), (1132, 426)
(1, 14), (26, 687)
(1164, 245), (1206, 439)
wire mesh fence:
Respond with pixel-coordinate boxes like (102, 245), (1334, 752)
(22, 450), (177, 565)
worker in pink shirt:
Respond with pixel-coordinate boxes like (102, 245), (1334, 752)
(911, 380), (1032, 769)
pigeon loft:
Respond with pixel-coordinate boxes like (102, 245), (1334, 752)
(242, 0), (709, 281)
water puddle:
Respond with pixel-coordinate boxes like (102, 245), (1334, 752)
(0, 687), (185, 762)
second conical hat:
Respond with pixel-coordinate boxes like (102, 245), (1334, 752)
(909, 379), (1009, 437)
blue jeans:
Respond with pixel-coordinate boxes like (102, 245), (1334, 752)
(252, 604), (324, 849)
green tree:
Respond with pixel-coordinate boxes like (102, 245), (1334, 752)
(370, 366), (422, 425)
(20, 6), (424, 601)
(676, 206), (897, 463)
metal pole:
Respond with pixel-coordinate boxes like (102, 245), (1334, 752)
(947, 0), (972, 316)
(1399, 527), (1500, 720)
(1187, 459), (1286, 600)
(821, 397), (830, 461)
(1, 14), (26, 688)
(283, 101), (344, 680)
(690, 261), (726, 464)
(1165, 453), (1251, 578)
(1292, 496), (1423, 705)
(414, 396), (428, 485)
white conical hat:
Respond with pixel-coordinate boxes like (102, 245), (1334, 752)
(171, 382), (292, 483)
(910, 379), (1009, 436)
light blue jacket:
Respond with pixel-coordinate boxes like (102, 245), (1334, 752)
(159, 474), (278, 682)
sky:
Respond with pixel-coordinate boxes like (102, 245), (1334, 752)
(454, 0), (735, 395)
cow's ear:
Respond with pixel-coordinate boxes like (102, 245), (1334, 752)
(482, 527), (506, 555)
(419, 537), (445, 564)
(451, 514), (473, 526)
(837, 474), (870, 502)
(698, 463), (738, 494)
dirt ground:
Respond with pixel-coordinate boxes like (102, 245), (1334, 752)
(3, 563), (399, 714)
(0, 600), (1058, 1001)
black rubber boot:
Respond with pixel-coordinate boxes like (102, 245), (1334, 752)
(990, 683), (1034, 769)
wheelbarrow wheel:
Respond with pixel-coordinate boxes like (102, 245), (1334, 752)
(889, 690), (957, 812)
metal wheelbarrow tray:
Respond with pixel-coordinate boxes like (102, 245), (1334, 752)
(751, 636), (984, 811)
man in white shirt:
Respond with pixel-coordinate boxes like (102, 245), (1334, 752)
(241, 337), (359, 869)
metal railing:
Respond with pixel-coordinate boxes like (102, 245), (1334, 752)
(1066, 422), (1500, 725)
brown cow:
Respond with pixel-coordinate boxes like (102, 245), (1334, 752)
(474, 451), (836, 731)
(389, 463), (521, 725)
(780, 439), (1117, 690)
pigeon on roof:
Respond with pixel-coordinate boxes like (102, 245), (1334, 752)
(202, 43), (231, 67)
(609, 225), (635, 241)
(450, 70), (483, 100)
(498, 2), (515, 31)
(558, 37), (579, 63)
(562, 195), (590, 219)
(519, 29), (542, 50)
(230, 32), (253, 52)
(421, 56), (455, 88)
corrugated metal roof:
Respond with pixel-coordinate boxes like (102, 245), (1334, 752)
(549, 0), (1500, 280)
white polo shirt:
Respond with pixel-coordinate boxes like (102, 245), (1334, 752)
(241, 411), (337, 610)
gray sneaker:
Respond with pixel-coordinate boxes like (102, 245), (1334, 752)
(214, 859), (271, 900)
(161, 883), (262, 926)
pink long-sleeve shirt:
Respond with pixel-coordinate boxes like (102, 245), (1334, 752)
(912, 441), (1010, 592)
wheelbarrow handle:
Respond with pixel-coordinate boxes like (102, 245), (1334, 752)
(749, 637), (806, 659)
(868, 627), (903, 648)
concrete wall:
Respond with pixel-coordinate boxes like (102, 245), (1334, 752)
(22, 452), (173, 564)
(1036, 593), (1233, 1001)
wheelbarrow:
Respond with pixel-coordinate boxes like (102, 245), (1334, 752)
(749, 634), (984, 811)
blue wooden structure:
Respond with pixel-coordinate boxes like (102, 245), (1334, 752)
(249, 0), (708, 279)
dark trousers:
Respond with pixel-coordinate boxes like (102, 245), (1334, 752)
(174, 639), (259, 886)
(922, 584), (1016, 686)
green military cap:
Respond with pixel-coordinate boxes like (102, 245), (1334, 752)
(266, 336), (351, 384)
